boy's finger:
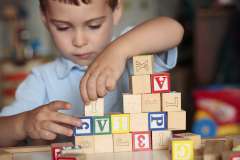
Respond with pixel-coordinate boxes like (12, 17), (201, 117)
(51, 112), (81, 127)
(80, 74), (90, 104)
(48, 101), (72, 111)
(97, 71), (108, 97)
(106, 75), (117, 91)
(39, 130), (56, 140)
(41, 121), (73, 137)
(87, 71), (100, 101)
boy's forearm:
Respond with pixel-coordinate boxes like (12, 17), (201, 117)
(110, 17), (184, 59)
(0, 113), (27, 147)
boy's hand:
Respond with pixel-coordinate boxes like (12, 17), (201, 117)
(23, 101), (81, 140)
(80, 49), (128, 104)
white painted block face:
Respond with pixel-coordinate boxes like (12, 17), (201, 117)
(74, 117), (93, 136)
(132, 132), (151, 151)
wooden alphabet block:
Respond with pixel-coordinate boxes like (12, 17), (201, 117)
(133, 55), (153, 75)
(57, 157), (76, 160)
(0, 151), (13, 160)
(93, 116), (111, 135)
(151, 73), (170, 93)
(85, 98), (104, 116)
(123, 94), (142, 113)
(130, 75), (151, 94)
(130, 113), (148, 132)
(171, 138), (194, 160)
(74, 136), (94, 154)
(152, 130), (172, 150)
(51, 143), (73, 160)
(148, 112), (167, 131)
(174, 133), (201, 150)
(142, 93), (161, 112)
(132, 131), (152, 151)
(94, 135), (113, 153)
(60, 146), (82, 155)
(74, 117), (93, 136)
(113, 133), (132, 152)
(168, 111), (186, 131)
(111, 114), (130, 134)
(162, 92), (181, 111)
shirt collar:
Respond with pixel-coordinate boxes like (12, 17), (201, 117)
(55, 57), (88, 79)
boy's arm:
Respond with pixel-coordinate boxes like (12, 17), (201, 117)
(80, 17), (184, 104)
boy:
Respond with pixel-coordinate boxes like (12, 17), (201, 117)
(0, 0), (183, 147)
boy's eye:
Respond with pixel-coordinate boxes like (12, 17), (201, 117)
(88, 24), (102, 30)
(55, 26), (70, 31)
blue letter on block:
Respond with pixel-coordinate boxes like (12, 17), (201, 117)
(74, 117), (93, 136)
(148, 112), (167, 131)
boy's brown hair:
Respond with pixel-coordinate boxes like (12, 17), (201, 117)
(39, 0), (119, 12)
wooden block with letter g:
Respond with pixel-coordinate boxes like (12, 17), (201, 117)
(162, 92), (181, 112)
(85, 98), (104, 116)
(133, 54), (153, 75)
(123, 93), (142, 114)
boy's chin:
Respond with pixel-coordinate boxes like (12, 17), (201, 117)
(73, 59), (93, 66)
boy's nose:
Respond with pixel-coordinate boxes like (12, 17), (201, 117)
(72, 31), (87, 48)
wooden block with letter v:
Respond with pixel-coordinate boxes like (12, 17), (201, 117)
(113, 133), (132, 152)
(111, 114), (130, 134)
(142, 93), (161, 112)
(130, 75), (151, 94)
(168, 111), (186, 131)
(94, 135), (113, 153)
(151, 72), (170, 93)
(171, 138), (194, 160)
(74, 136), (94, 154)
(130, 113), (148, 132)
(123, 93), (142, 113)
(132, 131), (152, 151)
(85, 98), (104, 116)
(93, 115), (111, 135)
(162, 92), (181, 112)
(152, 130), (172, 150)
(133, 54), (154, 75)
(74, 117), (93, 136)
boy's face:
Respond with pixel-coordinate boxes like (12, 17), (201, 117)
(42, 0), (122, 66)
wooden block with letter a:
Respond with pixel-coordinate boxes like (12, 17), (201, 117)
(94, 135), (113, 153)
(171, 138), (194, 160)
(93, 115), (111, 135)
(168, 111), (186, 131)
(133, 54), (153, 75)
(74, 136), (94, 154)
(162, 92), (181, 111)
(152, 130), (172, 150)
(111, 114), (130, 134)
(74, 117), (93, 136)
(148, 112), (167, 131)
(130, 113), (148, 132)
(113, 133), (132, 152)
(142, 93), (161, 112)
(85, 98), (104, 116)
(0, 150), (13, 160)
(123, 93), (142, 113)
(151, 73), (170, 93)
(132, 131), (152, 151)
(130, 75), (151, 94)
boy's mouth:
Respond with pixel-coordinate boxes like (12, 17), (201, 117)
(74, 52), (94, 60)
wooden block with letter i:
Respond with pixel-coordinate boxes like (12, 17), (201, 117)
(168, 111), (186, 131)
(94, 135), (113, 153)
(151, 73), (170, 93)
(142, 93), (161, 112)
(74, 117), (93, 136)
(113, 133), (132, 152)
(132, 131), (152, 151)
(130, 113), (148, 132)
(93, 116), (111, 135)
(152, 130), (172, 150)
(111, 114), (130, 134)
(162, 92), (181, 111)
(133, 54), (153, 75)
(123, 93), (141, 113)
(130, 75), (151, 94)
(148, 112), (167, 131)
(171, 138), (194, 160)
(85, 98), (104, 116)
(74, 136), (94, 154)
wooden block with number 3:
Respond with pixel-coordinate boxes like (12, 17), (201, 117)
(133, 55), (153, 75)
(85, 98), (104, 116)
(151, 73), (170, 93)
(132, 131), (152, 151)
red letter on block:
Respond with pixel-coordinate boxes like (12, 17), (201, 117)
(132, 131), (152, 151)
(151, 73), (170, 93)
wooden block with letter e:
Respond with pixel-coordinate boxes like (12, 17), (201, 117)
(130, 75), (151, 94)
(123, 93), (141, 113)
(168, 111), (186, 131)
(74, 117), (93, 136)
(113, 133), (132, 152)
(85, 98), (104, 116)
(142, 93), (161, 112)
(151, 73), (170, 93)
(171, 138), (194, 160)
(148, 112), (167, 131)
(74, 136), (94, 154)
(132, 131), (152, 151)
(162, 92), (181, 112)
(111, 114), (130, 134)
(152, 130), (172, 150)
(93, 116), (111, 135)
(94, 135), (113, 153)
(174, 133), (201, 150)
(133, 54), (153, 75)
(130, 113), (148, 132)
(0, 150), (13, 160)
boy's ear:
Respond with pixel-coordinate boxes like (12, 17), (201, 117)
(40, 11), (49, 28)
(113, 0), (123, 25)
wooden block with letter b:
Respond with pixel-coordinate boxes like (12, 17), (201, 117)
(85, 98), (104, 116)
(94, 135), (113, 153)
(130, 113), (148, 132)
(168, 111), (186, 131)
(111, 114), (130, 134)
(151, 73), (170, 93)
(162, 92), (181, 112)
(113, 133), (132, 152)
(130, 75), (151, 94)
(142, 93), (161, 112)
(133, 54), (153, 75)
(132, 131), (152, 151)
(74, 136), (94, 154)
(171, 138), (194, 160)
(123, 93), (142, 113)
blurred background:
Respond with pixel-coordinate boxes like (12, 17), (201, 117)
(0, 0), (240, 138)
